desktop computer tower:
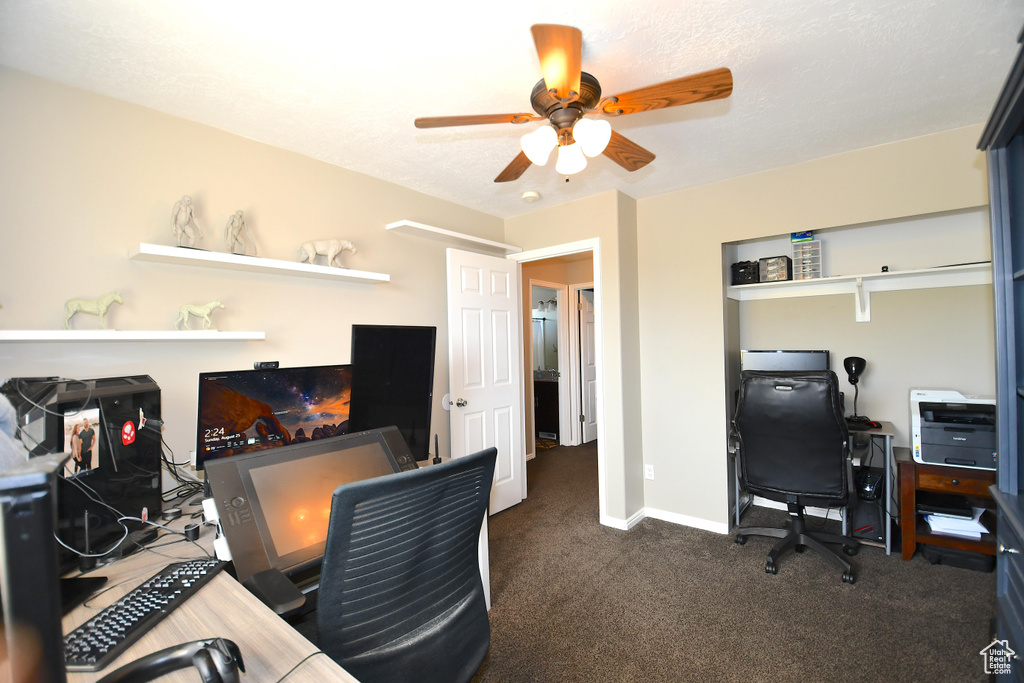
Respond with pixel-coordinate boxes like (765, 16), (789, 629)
(1, 376), (163, 571)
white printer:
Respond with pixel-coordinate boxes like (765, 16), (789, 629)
(910, 389), (996, 470)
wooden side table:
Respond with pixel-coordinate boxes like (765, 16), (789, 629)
(896, 447), (997, 560)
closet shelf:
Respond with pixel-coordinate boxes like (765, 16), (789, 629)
(129, 243), (390, 283)
(726, 262), (992, 322)
(385, 220), (522, 256)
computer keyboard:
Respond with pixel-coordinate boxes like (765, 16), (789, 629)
(63, 558), (226, 672)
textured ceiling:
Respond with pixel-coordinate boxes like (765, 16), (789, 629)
(0, 0), (1021, 219)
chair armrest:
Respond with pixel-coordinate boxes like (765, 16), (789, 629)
(727, 429), (740, 456)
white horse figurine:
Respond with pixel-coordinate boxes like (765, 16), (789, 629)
(298, 239), (357, 268)
(64, 291), (123, 329)
(176, 300), (224, 330)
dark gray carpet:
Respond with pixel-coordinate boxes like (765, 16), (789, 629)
(474, 442), (996, 682)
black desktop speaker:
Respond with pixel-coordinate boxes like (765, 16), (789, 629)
(350, 325), (437, 462)
(0, 454), (68, 683)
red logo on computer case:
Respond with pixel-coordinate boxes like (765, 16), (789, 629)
(121, 421), (136, 445)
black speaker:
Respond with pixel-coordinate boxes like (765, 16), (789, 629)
(0, 454), (68, 683)
(350, 325), (437, 462)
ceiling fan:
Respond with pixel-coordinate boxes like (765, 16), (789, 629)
(414, 24), (733, 183)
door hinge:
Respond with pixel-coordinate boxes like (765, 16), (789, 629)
(580, 414), (585, 423)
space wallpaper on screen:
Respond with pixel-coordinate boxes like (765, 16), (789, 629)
(198, 365), (351, 462)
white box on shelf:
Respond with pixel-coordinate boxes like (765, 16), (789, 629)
(792, 240), (822, 280)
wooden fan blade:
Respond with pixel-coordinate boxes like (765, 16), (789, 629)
(531, 24), (582, 103)
(495, 151), (532, 183)
(415, 114), (541, 128)
(601, 68), (733, 116)
(602, 130), (655, 172)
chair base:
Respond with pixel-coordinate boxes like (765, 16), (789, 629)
(735, 507), (858, 584)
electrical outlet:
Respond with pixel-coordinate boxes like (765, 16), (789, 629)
(644, 464), (655, 480)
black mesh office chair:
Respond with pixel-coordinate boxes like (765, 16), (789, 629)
(316, 446), (497, 683)
(731, 370), (859, 584)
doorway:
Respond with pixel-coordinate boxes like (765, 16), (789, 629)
(521, 255), (597, 456)
(530, 282), (568, 450)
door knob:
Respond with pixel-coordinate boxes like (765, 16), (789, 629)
(451, 398), (468, 408)
(999, 543), (1021, 555)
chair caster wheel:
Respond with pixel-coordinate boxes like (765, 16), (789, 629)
(734, 535), (746, 545)
(842, 570), (855, 584)
(843, 544), (859, 556)
(765, 560), (777, 575)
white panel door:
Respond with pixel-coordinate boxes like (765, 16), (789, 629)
(446, 248), (524, 515)
(581, 289), (598, 443)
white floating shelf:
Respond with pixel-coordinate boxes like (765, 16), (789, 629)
(0, 330), (265, 342)
(386, 220), (522, 256)
(727, 263), (992, 322)
(129, 243), (390, 283)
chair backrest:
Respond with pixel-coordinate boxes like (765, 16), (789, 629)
(733, 370), (849, 507)
(316, 446), (497, 683)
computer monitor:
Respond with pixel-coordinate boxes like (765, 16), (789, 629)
(0, 376), (163, 572)
(349, 325), (436, 462)
(739, 349), (830, 371)
(195, 364), (352, 470)
(203, 426), (418, 584)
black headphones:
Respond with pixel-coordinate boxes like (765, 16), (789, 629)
(97, 638), (244, 683)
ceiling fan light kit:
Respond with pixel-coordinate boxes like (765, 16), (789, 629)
(415, 24), (733, 183)
(573, 118), (612, 158)
(521, 126), (558, 165)
(555, 142), (587, 175)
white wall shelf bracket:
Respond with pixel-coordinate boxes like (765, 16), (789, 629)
(854, 277), (871, 322)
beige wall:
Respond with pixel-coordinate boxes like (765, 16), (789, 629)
(636, 125), (991, 529)
(1, 67), (996, 535)
(0, 67), (504, 472)
(739, 286), (995, 445)
(505, 191), (645, 524)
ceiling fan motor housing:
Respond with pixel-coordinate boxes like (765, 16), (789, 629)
(531, 71), (603, 131)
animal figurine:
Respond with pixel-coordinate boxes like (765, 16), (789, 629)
(176, 300), (225, 330)
(171, 195), (204, 248)
(298, 239), (357, 268)
(64, 292), (123, 329)
(224, 210), (257, 256)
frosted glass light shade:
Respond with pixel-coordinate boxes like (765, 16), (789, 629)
(520, 126), (558, 166)
(573, 118), (612, 157)
(555, 142), (587, 175)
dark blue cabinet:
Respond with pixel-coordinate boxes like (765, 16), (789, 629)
(981, 24), (1024, 682)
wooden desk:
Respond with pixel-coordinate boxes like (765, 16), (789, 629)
(63, 527), (357, 682)
(896, 447), (997, 560)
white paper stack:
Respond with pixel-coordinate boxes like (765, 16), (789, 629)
(923, 507), (988, 540)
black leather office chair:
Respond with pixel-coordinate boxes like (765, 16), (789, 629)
(731, 370), (859, 583)
(316, 446), (497, 683)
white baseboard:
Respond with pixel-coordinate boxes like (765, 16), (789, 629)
(525, 450), (536, 462)
(644, 507), (730, 535)
(600, 507), (730, 535)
